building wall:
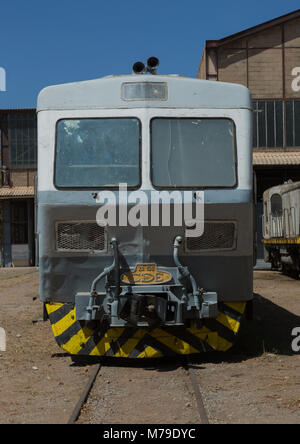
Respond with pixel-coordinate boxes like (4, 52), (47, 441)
(199, 17), (300, 101)
(198, 13), (300, 262)
(199, 17), (300, 151)
(0, 110), (37, 266)
(9, 170), (36, 187)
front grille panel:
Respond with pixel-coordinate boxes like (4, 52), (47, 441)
(56, 222), (106, 252)
(186, 221), (236, 252)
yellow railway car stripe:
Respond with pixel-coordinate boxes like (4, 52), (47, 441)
(150, 328), (199, 355)
(46, 303), (64, 315)
(50, 309), (77, 338)
(264, 237), (300, 245)
(188, 327), (218, 350)
(138, 346), (163, 359)
(89, 336), (108, 356)
(89, 328), (126, 356)
(217, 312), (240, 334)
(113, 329), (148, 358)
(187, 327), (233, 351)
(61, 326), (94, 355)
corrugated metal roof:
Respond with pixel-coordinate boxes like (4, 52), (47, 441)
(253, 152), (300, 166)
(0, 186), (34, 199)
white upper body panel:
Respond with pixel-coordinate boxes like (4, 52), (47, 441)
(37, 74), (252, 112)
(37, 74), (252, 196)
(38, 107), (252, 193)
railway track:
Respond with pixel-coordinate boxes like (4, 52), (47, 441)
(184, 364), (209, 424)
(68, 362), (101, 424)
(68, 358), (209, 425)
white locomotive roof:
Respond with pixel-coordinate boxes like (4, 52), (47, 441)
(37, 74), (252, 112)
(263, 181), (300, 199)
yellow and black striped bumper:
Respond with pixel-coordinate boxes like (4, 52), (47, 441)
(45, 301), (246, 358)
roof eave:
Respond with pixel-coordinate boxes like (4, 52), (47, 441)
(205, 8), (300, 48)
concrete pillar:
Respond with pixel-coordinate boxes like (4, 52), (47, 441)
(27, 199), (34, 266)
(2, 200), (12, 267)
(0, 202), (2, 266)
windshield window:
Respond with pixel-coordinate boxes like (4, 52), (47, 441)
(55, 118), (140, 188)
(151, 118), (237, 188)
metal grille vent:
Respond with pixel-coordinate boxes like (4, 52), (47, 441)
(186, 222), (236, 252)
(56, 222), (106, 252)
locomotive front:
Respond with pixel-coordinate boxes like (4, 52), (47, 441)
(37, 60), (254, 358)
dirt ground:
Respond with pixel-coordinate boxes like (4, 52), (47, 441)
(77, 364), (199, 424)
(199, 271), (300, 424)
(0, 268), (90, 424)
(0, 268), (299, 424)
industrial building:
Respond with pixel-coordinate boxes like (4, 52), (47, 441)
(0, 109), (36, 266)
(198, 8), (300, 260)
(1, 9), (300, 265)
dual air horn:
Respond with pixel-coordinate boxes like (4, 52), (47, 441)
(132, 57), (160, 75)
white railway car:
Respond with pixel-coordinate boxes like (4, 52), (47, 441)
(37, 58), (254, 358)
(263, 181), (300, 276)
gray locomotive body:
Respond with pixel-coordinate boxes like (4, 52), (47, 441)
(37, 63), (253, 357)
(263, 181), (300, 276)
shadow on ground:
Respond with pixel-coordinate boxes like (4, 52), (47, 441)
(232, 293), (300, 358)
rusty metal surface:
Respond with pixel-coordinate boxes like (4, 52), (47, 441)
(253, 151), (300, 166)
(0, 185), (34, 198)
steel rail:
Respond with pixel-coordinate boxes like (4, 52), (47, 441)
(185, 362), (209, 424)
(67, 363), (101, 424)
(67, 359), (209, 425)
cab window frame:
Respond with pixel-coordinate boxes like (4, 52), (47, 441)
(150, 117), (238, 190)
(53, 117), (142, 191)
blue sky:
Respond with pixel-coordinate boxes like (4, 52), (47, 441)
(0, 0), (299, 108)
